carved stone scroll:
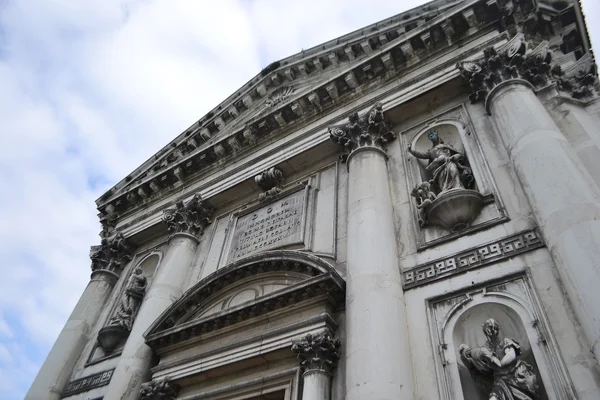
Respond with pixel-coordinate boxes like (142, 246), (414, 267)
(328, 102), (395, 162)
(90, 232), (132, 276)
(140, 378), (180, 400)
(255, 166), (284, 203)
(162, 193), (213, 238)
(292, 329), (341, 373)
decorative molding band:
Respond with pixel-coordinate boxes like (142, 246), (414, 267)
(403, 229), (544, 289)
(292, 329), (341, 374)
(89, 232), (132, 277)
(61, 368), (114, 398)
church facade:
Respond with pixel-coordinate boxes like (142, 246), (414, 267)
(27, 1), (600, 399)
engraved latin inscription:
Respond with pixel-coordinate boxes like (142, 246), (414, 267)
(228, 190), (305, 261)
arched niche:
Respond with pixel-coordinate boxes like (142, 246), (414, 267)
(430, 279), (576, 400)
(135, 252), (161, 286)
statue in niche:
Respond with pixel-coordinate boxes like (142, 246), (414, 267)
(459, 318), (540, 400)
(407, 130), (483, 232)
(407, 130), (474, 195)
(107, 268), (147, 332)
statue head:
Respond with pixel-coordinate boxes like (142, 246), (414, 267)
(427, 130), (442, 145)
(133, 267), (143, 275)
(482, 318), (500, 340)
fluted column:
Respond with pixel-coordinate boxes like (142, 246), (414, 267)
(459, 35), (600, 360)
(26, 234), (132, 400)
(329, 103), (414, 400)
(104, 194), (212, 399)
(292, 330), (340, 400)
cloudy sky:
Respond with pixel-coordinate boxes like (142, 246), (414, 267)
(1, 0), (598, 398)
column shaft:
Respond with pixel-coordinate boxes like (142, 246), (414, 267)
(345, 149), (414, 400)
(302, 370), (331, 400)
(490, 82), (600, 359)
(104, 234), (198, 399)
(26, 273), (116, 400)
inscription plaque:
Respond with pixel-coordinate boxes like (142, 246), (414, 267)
(62, 368), (114, 397)
(228, 190), (305, 261)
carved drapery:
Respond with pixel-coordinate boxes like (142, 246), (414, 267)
(140, 378), (180, 400)
(457, 34), (598, 111)
(162, 193), (213, 238)
(328, 102), (395, 162)
(292, 330), (341, 374)
(255, 166), (284, 202)
(90, 232), (132, 276)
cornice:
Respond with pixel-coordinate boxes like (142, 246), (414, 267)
(97, 0), (529, 220)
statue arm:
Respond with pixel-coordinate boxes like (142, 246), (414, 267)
(407, 145), (430, 160)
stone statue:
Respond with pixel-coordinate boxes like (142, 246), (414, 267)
(107, 268), (147, 332)
(408, 130), (474, 195)
(410, 181), (437, 227)
(459, 318), (540, 400)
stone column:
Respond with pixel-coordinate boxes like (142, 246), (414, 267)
(329, 103), (414, 400)
(458, 35), (600, 360)
(292, 330), (340, 400)
(104, 194), (213, 399)
(26, 234), (132, 400)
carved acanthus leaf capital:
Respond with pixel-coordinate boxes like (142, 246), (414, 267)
(328, 102), (395, 162)
(255, 167), (284, 203)
(140, 378), (180, 400)
(90, 232), (132, 275)
(556, 53), (599, 100)
(457, 34), (562, 109)
(162, 193), (213, 238)
(291, 329), (341, 373)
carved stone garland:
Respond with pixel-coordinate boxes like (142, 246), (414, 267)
(140, 377), (180, 400)
(255, 166), (284, 202)
(162, 193), (214, 238)
(329, 102), (396, 162)
(457, 34), (598, 111)
(292, 330), (341, 374)
(90, 232), (132, 276)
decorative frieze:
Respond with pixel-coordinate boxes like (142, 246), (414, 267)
(403, 229), (543, 289)
(140, 378), (180, 400)
(62, 369), (114, 397)
(90, 232), (132, 276)
(162, 193), (213, 238)
(292, 329), (341, 373)
(329, 102), (395, 162)
(255, 166), (284, 203)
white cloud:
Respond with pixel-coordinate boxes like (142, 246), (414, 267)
(0, 1), (598, 399)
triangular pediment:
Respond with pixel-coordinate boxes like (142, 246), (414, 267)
(97, 0), (587, 222)
(144, 251), (345, 350)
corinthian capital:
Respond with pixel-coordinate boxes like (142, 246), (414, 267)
(328, 102), (395, 162)
(292, 330), (341, 373)
(90, 232), (132, 275)
(457, 34), (562, 112)
(162, 193), (213, 238)
(140, 378), (180, 400)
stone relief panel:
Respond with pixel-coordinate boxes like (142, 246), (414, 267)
(427, 274), (576, 400)
(401, 105), (507, 249)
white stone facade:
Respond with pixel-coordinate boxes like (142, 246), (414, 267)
(27, 1), (600, 399)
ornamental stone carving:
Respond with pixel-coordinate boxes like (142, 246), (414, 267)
(162, 193), (213, 238)
(97, 268), (147, 353)
(255, 166), (284, 202)
(329, 102), (395, 162)
(140, 378), (180, 400)
(459, 319), (540, 400)
(408, 130), (482, 231)
(90, 232), (132, 275)
(457, 34), (561, 111)
(291, 330), (341, 373)
(556, 53), (599, 100)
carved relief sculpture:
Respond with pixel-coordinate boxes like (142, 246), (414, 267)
(90, 232), (132, 276)
(162, 193), (214, 238)
(255, 166), (284, 202)
(140, 377), (180, 400)
(408, 130), (482, 231)
(329, 102), (395, 162)
(459, 319), (540, 400)
(97, 268), (147, 353)
(291, 329), (341, 373)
